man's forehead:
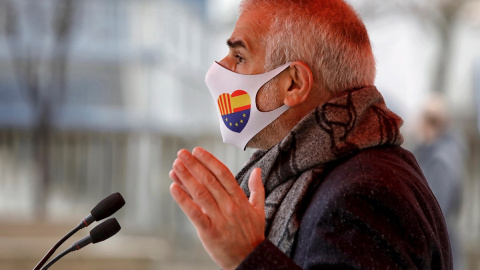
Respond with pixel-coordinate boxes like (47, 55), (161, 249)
(228, 11), (270, 51)
(227, 30), (254, 52)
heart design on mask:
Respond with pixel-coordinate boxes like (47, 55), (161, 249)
(217, 90), (251, 133)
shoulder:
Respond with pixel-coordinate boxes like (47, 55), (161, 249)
(313, 146), (430, 208)
(306, 145), (433, 221)
(329, 145), (426, 186)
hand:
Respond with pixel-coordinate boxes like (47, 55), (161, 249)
(169, 147), (265, 270)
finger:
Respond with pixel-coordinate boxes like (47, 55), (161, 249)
(178, 149), (232, 203)
(170, 182), (210, 230)
(169, 169), (190, 197)
(169, 169), (181, 184)
(173, 158), (220, 214)
(191, 147), (243, 195)
(248, 168), (265, 213)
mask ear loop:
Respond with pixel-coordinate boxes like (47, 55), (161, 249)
(252, 66), (293, 113)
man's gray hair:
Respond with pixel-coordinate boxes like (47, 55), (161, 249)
(240, 0), (376, 94)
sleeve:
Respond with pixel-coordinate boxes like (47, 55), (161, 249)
(236, 240), (302, 270)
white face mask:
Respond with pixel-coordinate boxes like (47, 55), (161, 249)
(205, 62), (291, 149)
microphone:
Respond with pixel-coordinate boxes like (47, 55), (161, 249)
(41, 218), (121, 270)
(82, 192), (126, 227)
(33, 192), (125, 270)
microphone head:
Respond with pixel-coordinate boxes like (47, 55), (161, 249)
(90, 218), (121, 244)
(90, 192), (125, 221)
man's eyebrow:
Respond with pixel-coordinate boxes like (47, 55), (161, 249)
(226, 38), (248, 50)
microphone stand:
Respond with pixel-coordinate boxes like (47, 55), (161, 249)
(33, 222), (84, 270)
(40, 246), (75, 270)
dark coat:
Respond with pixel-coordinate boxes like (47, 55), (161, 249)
(237, 146), (452, 269)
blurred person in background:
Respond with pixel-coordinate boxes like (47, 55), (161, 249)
(413, 94), (465, 270)
(169, 0), (452, 269)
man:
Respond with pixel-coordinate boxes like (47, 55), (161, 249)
(169, 0), (452, 269)
(413, 95), (464, 270)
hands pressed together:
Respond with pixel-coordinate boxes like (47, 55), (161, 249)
(169, 147), (266, 270)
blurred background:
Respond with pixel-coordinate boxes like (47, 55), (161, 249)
(0, 0), (479, 269)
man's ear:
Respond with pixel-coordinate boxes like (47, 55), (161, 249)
(281, 61), (313, 107)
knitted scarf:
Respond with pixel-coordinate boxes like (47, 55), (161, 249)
(235, 86), (404, 256)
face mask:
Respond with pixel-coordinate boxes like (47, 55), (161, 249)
(205, 62), (291, 149)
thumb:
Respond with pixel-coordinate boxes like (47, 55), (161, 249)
(248, 168), (265, 213)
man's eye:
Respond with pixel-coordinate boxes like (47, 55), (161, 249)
(235, 54), (244, 63)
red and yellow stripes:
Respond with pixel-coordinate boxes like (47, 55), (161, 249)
(218, 93), (233, 115)
(218, 90), (251, 116)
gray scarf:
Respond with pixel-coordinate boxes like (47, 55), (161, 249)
(235, 86), (404, 256)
